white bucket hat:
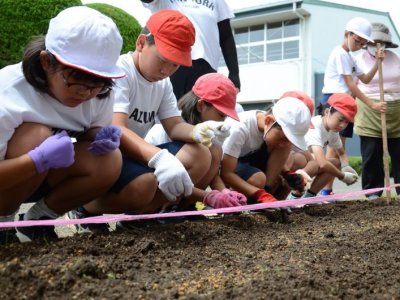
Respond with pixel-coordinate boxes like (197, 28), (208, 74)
(345, 17), (374, 43)
(370, 23), (398, 48)
(272, 97), (311, 150)
(45, 6), (125, 78)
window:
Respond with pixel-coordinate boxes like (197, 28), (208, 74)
(219, 19), (300, 67)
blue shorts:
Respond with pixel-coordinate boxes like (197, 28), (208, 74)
(111, 141), (185, 193)
(235, 143), (269, 181)
(320, 93), (333, 105)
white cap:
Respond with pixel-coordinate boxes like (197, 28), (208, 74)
(272, 97), (311, 150)
(45, 6), (125, 78)
(345, 17), (374, 43)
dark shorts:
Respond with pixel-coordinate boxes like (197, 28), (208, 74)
(111, 141), (185, 193)
(25, 180), (51, 203)
(235, 143), (269, 181)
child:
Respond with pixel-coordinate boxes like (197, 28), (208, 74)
(0, 7), (124, 242)
(289, 93), (359, 200)
(68, 10), (237, 232)
(145, 72), (246, 207)
(320, 17), (386, 195)
(220, 97), (311, 203)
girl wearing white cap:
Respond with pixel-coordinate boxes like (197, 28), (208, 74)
(320, 17), (385, 196)
(0, 6), (125, 242)
(355, 22), (400, 199)
(220, 97), (311, 203)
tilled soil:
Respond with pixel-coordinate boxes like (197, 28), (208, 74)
(1, 200), (400, 299)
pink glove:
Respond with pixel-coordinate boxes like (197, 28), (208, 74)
(221, 188), (247, 205)
(203, 189), (247, 209)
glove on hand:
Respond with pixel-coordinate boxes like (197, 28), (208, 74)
(89, 125), (121, 155)
(340, 171), (359, 185)
(283, 171), (305, 191)
(295, 169), (312, 191)
(148, 149), (193, 201)
(222, 188), (247, 205)
(192, 121), (227, 147)
(213, 123), (231, 146)
(341, 165), (358, 176)
(253, 189), (277, 203)
(203, 190), (245, 208)
(28, 131), (75, 174)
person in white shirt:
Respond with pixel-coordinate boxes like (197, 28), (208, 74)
(0, 7), (124, 242)
(354, 23), (400, 199)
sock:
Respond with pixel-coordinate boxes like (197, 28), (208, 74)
(24, 198), (59, 220)
(303, 190), (316, 198)
(0, 213), (16, 231)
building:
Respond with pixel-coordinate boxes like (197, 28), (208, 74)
(219, 0), (400, 155)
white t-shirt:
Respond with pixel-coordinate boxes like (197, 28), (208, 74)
(0, 63), (113, 160)
(145, 123), (171, 145)
(356, 50), (400, 101)
(322, 46), (364, 94)
(223, 110), (264, 159)
(113, 52), (181, 138)
(305, 115), (342, 150)
(142, 0), (234, 70)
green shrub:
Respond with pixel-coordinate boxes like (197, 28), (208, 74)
(86, 3), (142, 54)
(349, 156), (393, 177)
(0, 0), (82, 68)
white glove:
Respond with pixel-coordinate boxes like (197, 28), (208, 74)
(340, 171), (359, 185)
(213, 123), (231, 146)
(341, 165), (358, 176)
(148, 149), (194, 201)
(295, 169), (312, 191)
(192, 121), (228, 147)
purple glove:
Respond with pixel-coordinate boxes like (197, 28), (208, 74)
(203, 189), (247, 209)
(88, 125), (121, 155)
(28, 131), (75, 174)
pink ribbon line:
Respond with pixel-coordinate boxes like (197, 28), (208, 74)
(1, 184), (398, 228)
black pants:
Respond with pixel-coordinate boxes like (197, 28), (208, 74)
(360, 136), (400, 195)
(170, 58), (216, 100)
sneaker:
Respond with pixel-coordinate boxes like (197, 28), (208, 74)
(366, 194), (380, 201)
(319, 189), (333, 196)
(0, 228), (19, 244)
(287, 192), (304, 209)
(15, 214), (58, 242)
(67, 207), (110, 234)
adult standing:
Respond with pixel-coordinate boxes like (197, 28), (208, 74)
(141, 0), (241, 100)
(354, 23), (400, 199)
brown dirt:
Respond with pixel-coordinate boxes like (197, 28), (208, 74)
(1, 199), (400, 299)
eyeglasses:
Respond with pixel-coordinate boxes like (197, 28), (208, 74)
(350, 33), (367, 46)
(61, 73), (112, 95)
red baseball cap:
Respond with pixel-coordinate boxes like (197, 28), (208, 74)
(280, 90), (314, 115)
(192, 73), (239, 121)
(146, 10), (195, 67)
(327, 93), (357, 122)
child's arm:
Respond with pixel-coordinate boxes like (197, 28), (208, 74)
(343, 75), (386, 112)
(220, 154), (259, 197)
(310, 145), (343, 179)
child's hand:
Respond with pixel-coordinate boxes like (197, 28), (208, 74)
(192, 121), (228, 147)
(28, 131), (75, 173)
(340, 171), (359, 185)
(341, 165), (358, 176)
(88, 125), (121, 155)
(295, 169), (312, 191)
(283, 171), (305, 192)
(203, 189), (246, 208)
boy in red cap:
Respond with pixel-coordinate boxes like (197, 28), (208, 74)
(68, 10), (238, 231)
(288, 93), (360, 202)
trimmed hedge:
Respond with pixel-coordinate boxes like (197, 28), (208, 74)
(349, 156), (393, 177)
(0, 1), (141, 69)
(0, 0), (82, 68)
(86, 3), (142, 54)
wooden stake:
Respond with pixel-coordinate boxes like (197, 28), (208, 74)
(376, 43), (391, 202)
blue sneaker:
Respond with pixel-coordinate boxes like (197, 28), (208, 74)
(15, 214), (58, 242)
(67, 207), (110, 234)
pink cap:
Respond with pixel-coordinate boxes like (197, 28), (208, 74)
(327, 93), (357, 122)
(280, 90), (315, 115)
(192, 73), (239, 121)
